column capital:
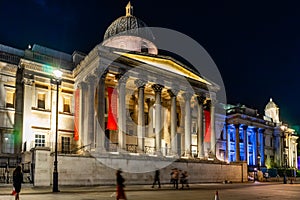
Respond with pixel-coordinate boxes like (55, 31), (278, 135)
(181, 92), (193, 101)
(116, 74), (129, 85)
(196, 95), (206, 105)
(94, 67), (108, 78)
(167, 88), (179, 97)
(85, 75), (97, 84)
(211, 98), (218, 106)
(134, 79), (147, 89)
(77, 81), (88, 90)
(23, 77), (34, 86)
(258, 128), (265, 133)
(234, 124), (240, 129)
(242, 125), (248, 130)
(152, 84), (163, 93)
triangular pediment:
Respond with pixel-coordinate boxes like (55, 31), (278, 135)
(114, 51), (212, 86)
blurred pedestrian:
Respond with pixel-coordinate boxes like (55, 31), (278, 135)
(152, 169), (161, 188)
(172, 168), (179, 189)
(170, 169), (175, 186)
(12, 166), (23, 200)
(116, 169), (127, 200)
(180, 171), (189, 189)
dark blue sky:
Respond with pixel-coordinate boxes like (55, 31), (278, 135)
(1, 0), (300, 125)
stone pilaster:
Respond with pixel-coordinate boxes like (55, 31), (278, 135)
(22, 78), (34, 151)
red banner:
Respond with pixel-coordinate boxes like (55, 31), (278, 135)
(204, 110), (211, 142)
(74, 89), (80, 141)
(107, 87), (118, 130)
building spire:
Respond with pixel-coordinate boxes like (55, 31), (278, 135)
(126, 1), (133, 16)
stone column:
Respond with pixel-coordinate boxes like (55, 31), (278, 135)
(86, 75), (97, 148)
(96, 72), (107, 151)
(168, 88), (179, 155)
(78, 82), (88, 147)
(276, 134), (281, 167)
(259, 129), (265, 166)
(152, 84), (163, 154)
(254, 128), (259, 165)
(210, 99), (217, 155)
(117, 74), (128, 150)
(135, 79), (147, 152)
(226, 123), (230, 162)
(182, 92), (192, 157)
(243, 125), (248, 164)
(196, 95), (205, 159)
(235, 124), (240, 162)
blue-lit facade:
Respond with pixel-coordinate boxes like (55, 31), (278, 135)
(216, 100), (298, 171)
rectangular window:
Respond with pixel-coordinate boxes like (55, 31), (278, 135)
(37, 93), (45, 109)
(63, 97), (71, 113)
(61, 136), (71, 153)
(35, 134), (45, 147)
(6, 91), (15, 108)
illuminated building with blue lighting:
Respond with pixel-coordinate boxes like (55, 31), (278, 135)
(216, 99), (298, 172)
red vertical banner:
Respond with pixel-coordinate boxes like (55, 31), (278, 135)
(74, 89), (80, 141)
(204, 110), (211, 142)
(107, 87), (118, 130)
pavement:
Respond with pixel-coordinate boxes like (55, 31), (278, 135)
(0, 180), (297, 196)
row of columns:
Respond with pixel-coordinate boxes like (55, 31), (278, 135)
(225, 124), (265, 166)
(78, 73), (217, 157)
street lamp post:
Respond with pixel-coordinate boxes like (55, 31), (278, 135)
(53, 69), (62, 192)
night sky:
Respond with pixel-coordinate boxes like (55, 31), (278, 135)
(1, 0), (299, 125)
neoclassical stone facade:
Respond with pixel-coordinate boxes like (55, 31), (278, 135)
(0, 2), (297, 183)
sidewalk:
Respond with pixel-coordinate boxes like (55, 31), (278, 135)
(0, 181), (296, 196)
(0, 183), (189, 195)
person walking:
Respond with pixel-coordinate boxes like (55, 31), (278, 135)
(180, 171), (189, 189)
(12, 166), (23, 200)
(116, 169), (127, 200)
(152, 169), (161, 188)
(172, 168), (179, 189)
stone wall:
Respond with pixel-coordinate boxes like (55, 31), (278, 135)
(31, 149), (247, 186)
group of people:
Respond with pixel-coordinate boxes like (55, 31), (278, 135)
(151, 168), (190, 190)
(170, 168), (189, 189)
(9, 166), (189, 200)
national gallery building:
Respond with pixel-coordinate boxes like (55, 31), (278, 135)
(0, 2), (297, 184)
